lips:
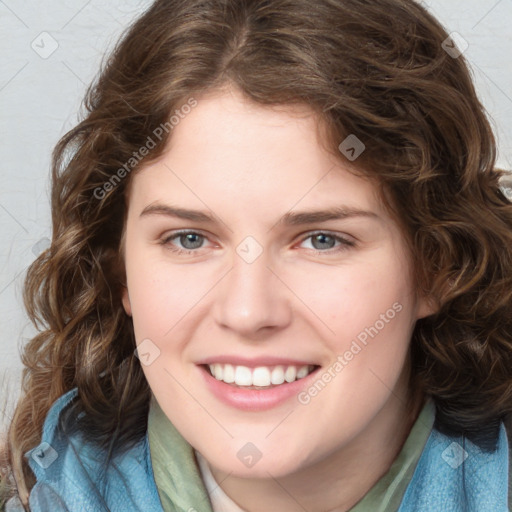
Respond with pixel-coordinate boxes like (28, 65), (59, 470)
(197, 362), (321, 411)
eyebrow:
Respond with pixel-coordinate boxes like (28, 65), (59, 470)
(139, 203), (379, 226)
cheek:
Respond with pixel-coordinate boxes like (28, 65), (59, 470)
(128, 269), (187, 337)
(291, 259), (416, 442)
(286, 254), (415, 343)
(125, 247), (216, 344)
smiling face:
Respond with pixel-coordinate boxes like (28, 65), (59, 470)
(121, 87), (432, 480)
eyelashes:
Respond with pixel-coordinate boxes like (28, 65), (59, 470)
(159, 230), (356, 256)
(161, 232), (205, 254)
(301, 232), (356, 252)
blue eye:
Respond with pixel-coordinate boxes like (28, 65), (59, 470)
(160, 230), (355, 256)
(300, 232), (355, 252)
(161, 231), (207, 254)
(176, 232), (204, 250)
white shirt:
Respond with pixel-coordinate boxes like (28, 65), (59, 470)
(195, 449), (247, 512)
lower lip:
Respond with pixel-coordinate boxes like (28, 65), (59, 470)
(198, 365), (320, 411)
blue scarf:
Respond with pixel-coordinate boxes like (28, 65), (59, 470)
(23, 388), (509, 511)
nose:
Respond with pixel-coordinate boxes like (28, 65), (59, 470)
(212, 249), (292, 338)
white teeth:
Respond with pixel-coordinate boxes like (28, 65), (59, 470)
(234, 366), (253, 386)
(213, 364), (223, 381)
(296, 366), (309, 379)
(223, 364), (235, 383)
(207, 363), (314, 387)
(271, 366), (285, 385)
(284, 366), (297, 383)
(252, 367), (271, 387)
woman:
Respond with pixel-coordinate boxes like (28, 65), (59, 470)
(1, 0), (511, 510)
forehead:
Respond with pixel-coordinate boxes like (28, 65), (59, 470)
(127, 88), (385, 219)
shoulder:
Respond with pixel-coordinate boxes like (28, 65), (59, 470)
(399, 415), (510, 511)
(26, 388), (163, 512)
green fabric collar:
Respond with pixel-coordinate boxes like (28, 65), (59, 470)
(148, 397), (435, 512)
(348, 399), (435, 511)
(147, 395), (213, 512)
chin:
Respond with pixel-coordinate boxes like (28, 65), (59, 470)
(204, 443), (313, 479)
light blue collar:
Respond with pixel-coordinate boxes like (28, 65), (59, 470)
(398, 421), (509, 511)
(25, 388), (163, 511)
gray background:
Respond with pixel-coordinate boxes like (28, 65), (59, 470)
(1, 0), (512, 430)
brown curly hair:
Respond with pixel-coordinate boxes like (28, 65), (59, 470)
(2, 0), (512, 507)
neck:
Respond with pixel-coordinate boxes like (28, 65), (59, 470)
(208, 386), (424, 512)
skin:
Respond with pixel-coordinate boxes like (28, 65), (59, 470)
(121, 86), (434, 511)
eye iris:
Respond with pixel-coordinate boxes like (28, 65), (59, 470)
(180, 233), (203, 249)
(312, 234), (335, 250)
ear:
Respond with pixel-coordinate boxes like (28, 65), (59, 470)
(122, 286), (132, 317)
(416, 293), (438, 320)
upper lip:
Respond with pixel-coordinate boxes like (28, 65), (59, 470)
(196, 355), (319, 368)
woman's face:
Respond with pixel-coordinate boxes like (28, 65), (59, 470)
(121, 87), (432, 478)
